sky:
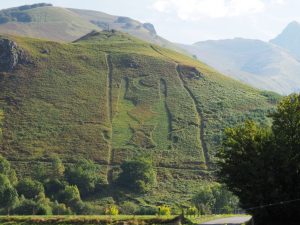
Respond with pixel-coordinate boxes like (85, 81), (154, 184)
(1, 0), (300, 44)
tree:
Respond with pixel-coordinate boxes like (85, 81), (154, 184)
(117, 158), (156, 193)
(0, 155), (18, 185)
(65, 159), (102, 196)
(16, 178), (44, 199)
(211, 184), (239, 214)
(0, 155), (10, 175)
(50, 155), (65, 179)
(192, 186), (215, 214)
(217, 94), (300, 225)
(44, 178), (65, 200)
(58, 185), (81, 205)
(0, 174), (18, 214)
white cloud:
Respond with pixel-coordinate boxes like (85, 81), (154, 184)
(152, 0), (266, 20)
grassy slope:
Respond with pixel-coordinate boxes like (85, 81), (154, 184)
(0, 6), (98, 42)
(0, 31), (279, 207)
(0, 5), (186, 55)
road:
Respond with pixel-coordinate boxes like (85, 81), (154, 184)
(201, 216), (252, 224)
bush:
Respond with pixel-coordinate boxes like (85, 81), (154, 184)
(51, 201), (72, 215)
(120, 201), (139, 215)
(117, 158), (156, 193)
(0, 175), (18, 215)
(16, 179), (44, 199)
(137, 206), (157, 215)
(0, 155), (17, 185)
(44, 179), (65, 199)
(71, 200), (94, 215)
(157, 205), (171, 216)
(58, 185), (80, 205)
(65, 159), (102, 196)
(105, 205), (119, 215)
(186, 206), (197, 216)
(14, 198), (51, 215)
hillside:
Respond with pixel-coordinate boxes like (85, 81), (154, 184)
(0, 3), (183, 53)
(180, 38), (300, 95)
(271, 21), (300, 60)
(0, 31), (279, 206)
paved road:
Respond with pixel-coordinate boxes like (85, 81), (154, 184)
(201, 216), (252, 224)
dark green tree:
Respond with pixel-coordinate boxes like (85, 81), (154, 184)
(218, 94), (300, 225)
(58, 185), (81, 205)
(44, 178), (65, 200)
(0, 174), (18, 214)
(65, 159), (102, 196)
(16, 178), (44, 199)
(117, 158), (156, 193)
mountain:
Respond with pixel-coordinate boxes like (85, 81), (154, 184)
(180, 37), (300, 95)
(0, 31), (278, 205)
(271, 21), (300, 60)
(0, 3), (183, 53)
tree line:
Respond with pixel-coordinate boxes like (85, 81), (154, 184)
(218, 94), (300, 225)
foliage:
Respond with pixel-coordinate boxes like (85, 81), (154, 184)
(157, 205), (171, 216)
(51, 201), (72, 215)
(65, 159), (102, 196)
(0, 175), (18, 214)
(44, 179), (66, 200)
(58, 185), (81, 205)
(50, 155), (65, 179)
(211, 184), (239, 214)
(186, 206), (197, 216)
(117, 158), (156, 193)
(0, 155), (10, 175)
(105, 205), (119, 215)
(192, 186), (215, 214)
(218, 94), (300, 224)
(16, 179), (44, 199)
(120, 201), (139, 215)
(0, 155), (17, 185)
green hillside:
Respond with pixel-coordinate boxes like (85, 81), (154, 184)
(0, 3), (183, 53)
(0, 31), (279, 206)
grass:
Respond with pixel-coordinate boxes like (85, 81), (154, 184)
(0, 31), (280, 207)
(0, 215), (176, 225)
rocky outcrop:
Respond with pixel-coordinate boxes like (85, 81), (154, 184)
(0, 39), (29, 72)
(143, 23), (157, 35)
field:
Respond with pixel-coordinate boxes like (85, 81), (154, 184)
(0, 30), (280, 207)
(0, 215), (176, 225)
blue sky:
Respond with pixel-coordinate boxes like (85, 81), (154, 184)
(1, 0), (300, 44)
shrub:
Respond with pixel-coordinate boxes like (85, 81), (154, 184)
(157, 205), (171, 216)
(192, 186), (215, 214)
(186, 206), (197, 216)
(65, 159), (102, 196)
(44, 179), (65, 199)
(0, 175), (18, 215)
(14, 198), (51, 215)
(117, 158), (156, 193)
(51, 201), (73, 215)
(16, 179), (44, 199)
(58, 185), (81, 205)
(105, 205), (119, 215)
(120, 201), (139, 215)
(137, 206), (157, 215)
(49, 155), (65, 179)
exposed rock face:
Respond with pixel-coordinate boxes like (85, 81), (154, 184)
(0, 39), (28, 72)
(143, 23), (157, 35)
